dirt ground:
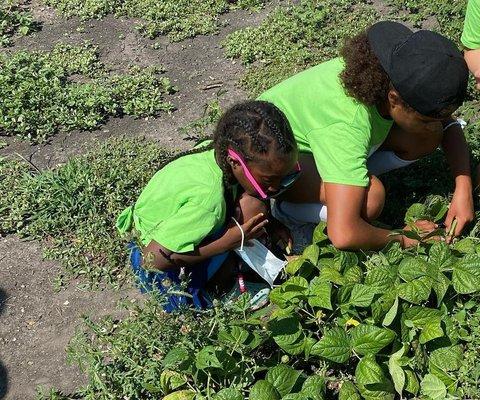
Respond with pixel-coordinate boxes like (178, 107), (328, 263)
(0, 2), (274, 398)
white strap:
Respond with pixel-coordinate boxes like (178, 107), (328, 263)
(231, 217), (245, 251)
(443, 120), (462, 132)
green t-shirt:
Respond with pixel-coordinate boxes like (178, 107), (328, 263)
(258, 58), (393, 187)
(116, 148), (227, 253)
(462, 0), (480, 49)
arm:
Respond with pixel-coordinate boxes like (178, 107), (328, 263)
(325, 182), (402, 250)
(441, 120), (474, 236)
(142, 213), (268, 270)
(464, 48), (480, 89)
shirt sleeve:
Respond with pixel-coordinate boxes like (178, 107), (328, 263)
(308, 122), (370, 187)
(148, 201), (222, 253)
(462, 0), (480, 49)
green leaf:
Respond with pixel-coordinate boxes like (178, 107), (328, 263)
(355, 355), (394, 399)
(249, 380), (281, 400)
(335, 251), (359, 271)
(404, 306), (443, 327)
(388, 346), (406, 396)
(163, 390), (196, 400)
(319, 266), (345, 285)
(308, 277), (332, 310)
(405, 203), (427, 222)
(429, 241), (454, 269)
(351, 325), (395, 355)
(162, 347), (191, 370)
(313, 222), (328, 243)
(285, 257), (307, 275)
(218, 326), (249, 346)
(419, 321), (444, 344)
(453, 238), (476, 254)
(338, 381), (360, 400)
(311, 327), (351, 363)
(404, 369), (419, 395)
(269, 316), (305, 355)
(213, 388), (243, 400)
(397, 276), (431, 304)
(398, 257), (428, 282)
(195, 346), (222, 370)
(452, 256), (480, 294)
(420, 374), (446, 400)
(431, 272), (450, 307)
(160, 370), (187, 393)
(382, 296), (399, 327)
(301, 375), (326, 400)
(430, 345), (463, 372)
(303, 244), (320, 264)
(265, 364), (301, 397)
(343, 265), (363, 285)
(365, 266), (395, 292)
(349, 284), (376, 307)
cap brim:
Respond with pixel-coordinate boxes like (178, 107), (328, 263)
(367, 21), (413, 71)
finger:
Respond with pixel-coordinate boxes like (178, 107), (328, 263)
(444, 210), (454, 232)
(244, 213), (266, 229)
(454, 219), (465, 237)
(249, 219), (269, 234)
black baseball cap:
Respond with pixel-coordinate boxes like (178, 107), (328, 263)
(367, 21), (468, 118)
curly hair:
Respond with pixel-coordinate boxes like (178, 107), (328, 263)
(340, 30), (391, 106)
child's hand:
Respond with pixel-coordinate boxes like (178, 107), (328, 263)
(224, 213), (269, 249)
(270, 219), (293, 254)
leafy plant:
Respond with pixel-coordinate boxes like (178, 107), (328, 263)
(179, 99), (223, 140)
(0, 1), (38, 46)
(0, 137), (172, 287)
(0, 43), (175, 142)
(223, 0), (378, 96)
(43, 0), (266, 42)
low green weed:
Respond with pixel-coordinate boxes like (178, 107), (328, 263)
(0, 1), (37, 46)
(223, 0), (378, 96)
(43, 0), (266, 42)
(0, 137), (172, 287)
(179, 99), (223, 140)
(0, 43), (175, 142)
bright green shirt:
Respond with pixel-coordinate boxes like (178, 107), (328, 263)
(462, 0), (480, 49)
(116, 148), (227, 253)
(258, 58), (393, 187)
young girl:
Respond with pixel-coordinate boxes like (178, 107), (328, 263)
(259, 21), (473, 250)
(116, 100), (299, 311)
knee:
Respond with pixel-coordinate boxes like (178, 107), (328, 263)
(363, 175), (385, 221)
(236, 193), (269, 222)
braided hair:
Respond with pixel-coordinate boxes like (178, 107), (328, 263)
(213, 100), (296, 186)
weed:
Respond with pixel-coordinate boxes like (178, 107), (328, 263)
(0, 43), (175, 142)
(224, 0), (378, 96)
(43, 0), (266, 42)
(179, 99), (223, 141)
(0, 1), (38, 46)
(0, 137), (173, 287)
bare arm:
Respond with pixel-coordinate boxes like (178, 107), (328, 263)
(464, 48), (480, 89)
(325, 182), (402, 250)
(142, 213), (268, 270)
(441, 120), (474, 236)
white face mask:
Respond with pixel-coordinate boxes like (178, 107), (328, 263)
(232, 218), (287, 287)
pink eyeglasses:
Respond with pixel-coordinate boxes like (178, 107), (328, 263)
(228, 148), (301, 200)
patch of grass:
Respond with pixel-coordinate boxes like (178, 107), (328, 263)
(387, 0), (467, 43)
(223, 0), (378, 96)
(43, 0), (266, 42)
(179, 98), (223, 140)
(0, 1), (38, 46)
(0, 137), (173, 288)
(0, 43), (176, 142)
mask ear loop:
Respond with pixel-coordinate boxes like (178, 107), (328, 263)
(231, 217), (247, 294)
(231, 217), (245, 251)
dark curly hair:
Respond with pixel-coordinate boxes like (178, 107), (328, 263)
(340, 30), (391, 106)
